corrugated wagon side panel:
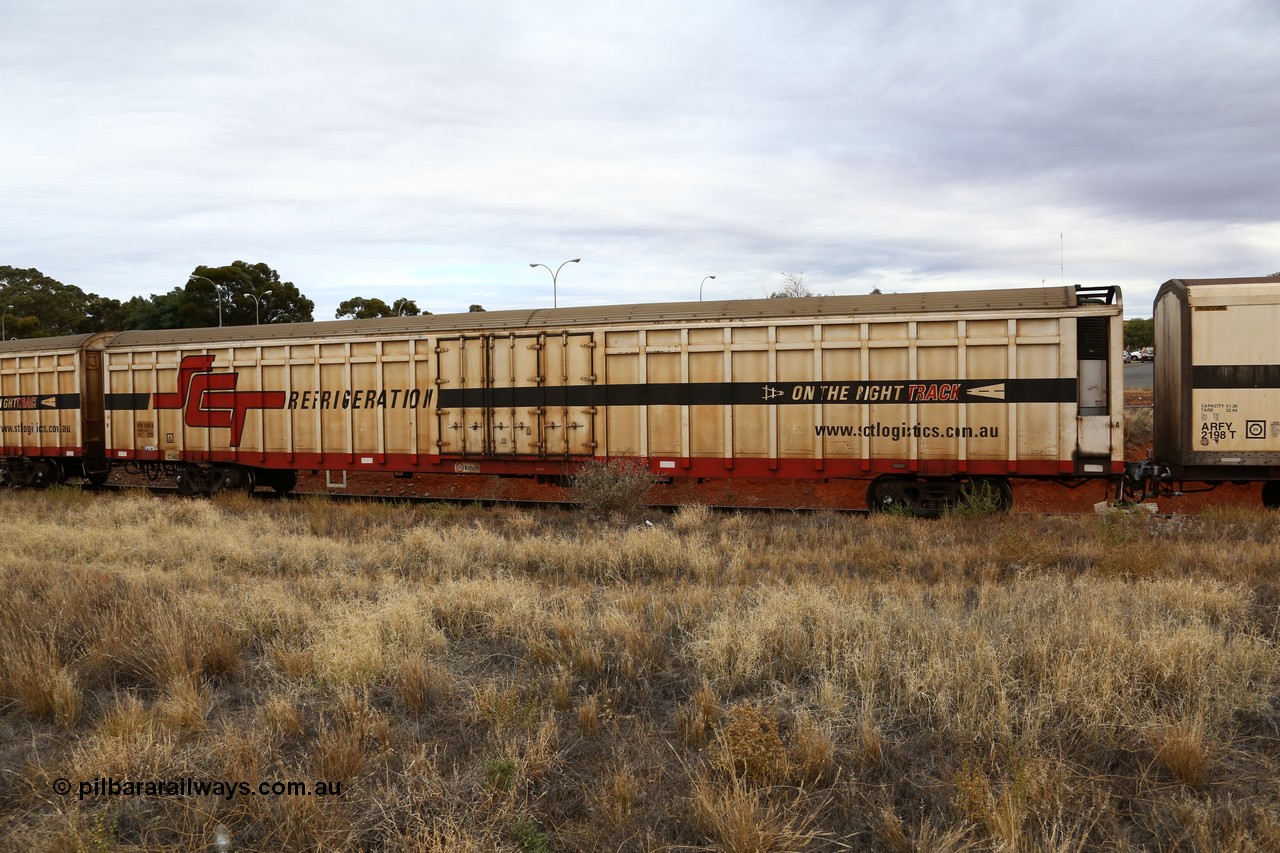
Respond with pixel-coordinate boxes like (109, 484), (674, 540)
(380, 340), (414, 458)
(259, 347), (290, 458)
(867, 338), (910, 463)
(0, 348), (83, 456)
(731, 346), (769, 458)
(580, 301), (1097, 477)
(689, 338), (724, 459)
(105, 350), (157, 460)
(288, 346), (321, 461)
(777, 344), (815, 459)
(105, 334), (446, 468)
(349, 344), (381, 461)
(1184, 285), (1280, 464)
(818, 328), (862, 461)
(230, 345), (267, 458)
(1014, 322), (1064, 462)
(963, 322), (1013, 464)
(603, 331), (643, 456)
(917, 340), (960, 462)
(646, 348), (681, 457)
(318, 348), (348, 459)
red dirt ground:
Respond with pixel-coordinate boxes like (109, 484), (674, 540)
(289, 389), (1261, 513)
(294, 468), (1259, 514)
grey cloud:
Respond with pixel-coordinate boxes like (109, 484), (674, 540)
(1, 0), (1276, 318)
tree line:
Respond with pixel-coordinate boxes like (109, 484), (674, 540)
(1123, 318), (1154, 351)
(0, 262), (471, 339)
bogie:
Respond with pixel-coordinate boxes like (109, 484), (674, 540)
(1, 457), (65, 488)
(173, 464), (257, 497)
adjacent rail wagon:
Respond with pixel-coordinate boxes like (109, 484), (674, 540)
(0, 332), (111, 486)
(1137, 277), (1280, 507)
(85, 285), (1125, 513)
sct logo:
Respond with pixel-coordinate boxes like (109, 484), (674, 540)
(153, 355), (287, 446)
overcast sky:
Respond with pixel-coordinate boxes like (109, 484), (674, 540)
(3, 0), (1277, 319)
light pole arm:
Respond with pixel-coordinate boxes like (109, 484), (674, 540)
(528, 258), (580, 309)
(242, 290), (272, 324)
(189, 275), (225, 327)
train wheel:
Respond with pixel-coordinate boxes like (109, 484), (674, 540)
(24, 459), (61, 488)
(867, 476), (920, 516)
(85, 469), (110, 487)
(221, 466), (256, 495)
(1263, 481), (1280, 509)
(176, 470), (198, 496)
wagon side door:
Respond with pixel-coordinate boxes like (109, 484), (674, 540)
(434, 331), (597, 458)
(434, 334), (487, 456)
(484, 332), (544, 456)
(538, 331), (597, 457)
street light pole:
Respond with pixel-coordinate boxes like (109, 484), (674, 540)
(699, 275), (716, 301)
(188, 275), (224, 327)
(528, 258), (580, 308)
(2, 304), (11, 340)
(243, 290), (273, 325)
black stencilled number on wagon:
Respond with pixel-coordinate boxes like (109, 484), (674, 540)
(1245, 420), (1266, 440)
(1200, 422), (1236, 445)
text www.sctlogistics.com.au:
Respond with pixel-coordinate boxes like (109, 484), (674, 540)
(0, 423), (70, 434)
(54, 776), (343, 801)
(815, 423), (1000, 441)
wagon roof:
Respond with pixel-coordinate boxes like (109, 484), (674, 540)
(100, 285), (1093, 348)
(1156, 276), (1280, 302)
(0, 331), (112, 355)
(1165, 277), (1280, 287)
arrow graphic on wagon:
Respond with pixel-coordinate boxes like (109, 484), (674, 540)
(966, 383), (1006, 400)
(40, 397), (56, 408)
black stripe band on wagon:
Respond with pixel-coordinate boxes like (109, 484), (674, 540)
(438, 379), (1076, 409)
(0, 393), (81, 410)
(104, 393), (152, 410)
(1192, 365), (1280, 389)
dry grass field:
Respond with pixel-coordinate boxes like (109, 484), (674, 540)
(1, 488), (1278, 851)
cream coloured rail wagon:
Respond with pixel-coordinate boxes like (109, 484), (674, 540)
(96, 285), (1124, 513)
(1140, 276), (1280, 508)
(0, 332), (111, 486)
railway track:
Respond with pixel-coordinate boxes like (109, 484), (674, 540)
(73, 479), (1214, 519)
(79, 481), (873, 515)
